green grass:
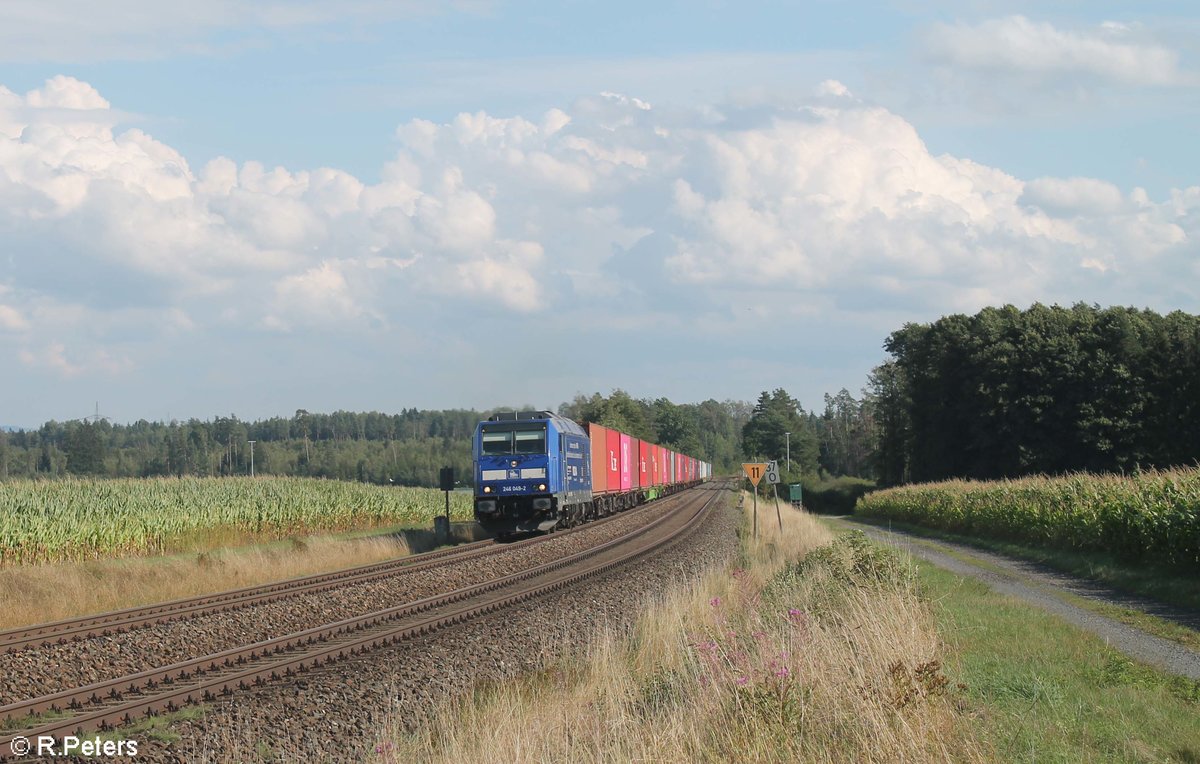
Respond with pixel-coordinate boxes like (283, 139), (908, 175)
(919, 561), (1200, 763)
(814, 516), (1200, 762)
(98, 705), (208, 746)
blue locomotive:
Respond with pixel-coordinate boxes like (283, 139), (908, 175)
(472, 411), (592, 535)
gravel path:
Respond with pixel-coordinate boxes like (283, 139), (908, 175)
(833, 517), (1200, 681)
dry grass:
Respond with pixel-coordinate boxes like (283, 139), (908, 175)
(373, 492), (989, 763)
(0, 533), (409, 631)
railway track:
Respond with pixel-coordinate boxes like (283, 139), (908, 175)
(0, 483), (726, 760)
(0, 490), (683, 655)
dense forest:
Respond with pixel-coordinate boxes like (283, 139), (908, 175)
(870, 303), (1200, 484)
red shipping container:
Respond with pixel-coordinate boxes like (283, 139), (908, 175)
(589, 423), (608, 495)
(606, 428), (620, 495)
(619, 433), (633, 491)
(652, 444), (661, 485)
(638, 440), (651, 489)
(629, 440), (638, 490)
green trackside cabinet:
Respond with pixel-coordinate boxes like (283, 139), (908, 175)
(788, 484), (803, 505)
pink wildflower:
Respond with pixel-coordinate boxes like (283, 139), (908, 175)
(735, 676), (749, 686)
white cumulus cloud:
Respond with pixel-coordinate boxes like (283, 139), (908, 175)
(0, 75), (1196, 390)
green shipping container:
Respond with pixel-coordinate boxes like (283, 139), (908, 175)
(788, 484), (803, 503)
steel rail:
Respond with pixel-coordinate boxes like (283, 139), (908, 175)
(0, 482), (726, 761)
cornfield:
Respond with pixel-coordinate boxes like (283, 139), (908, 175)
(0, 477), (474, 566)
(856, 467), (1200, 570)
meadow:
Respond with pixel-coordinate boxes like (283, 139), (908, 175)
(0, 476), (473, 566)
(855, 467), (1200, 570)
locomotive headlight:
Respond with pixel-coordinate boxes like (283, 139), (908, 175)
(483, 486), (492, 493)
(538, 483), (546, 491)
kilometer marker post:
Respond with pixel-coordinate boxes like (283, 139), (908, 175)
(765, 460), (783, 532)
(742, 463), (766, 539)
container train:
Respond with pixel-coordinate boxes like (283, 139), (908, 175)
(472, 411), (711, 536)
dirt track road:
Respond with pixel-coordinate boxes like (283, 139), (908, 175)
(830, 517), (1200, 681)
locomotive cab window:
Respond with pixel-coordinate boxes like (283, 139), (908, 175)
(481, 431), (513, 455)
(513, 429), (546, 454)
(480, 425), (546, 455)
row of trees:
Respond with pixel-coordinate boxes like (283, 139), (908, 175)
(0, 389), (884, 487)
(0, 409), (482, 486)
(870, 303), (1200, 484)
(21, 303), (1186, 490)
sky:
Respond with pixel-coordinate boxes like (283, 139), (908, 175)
(1, 1), (1197, 427)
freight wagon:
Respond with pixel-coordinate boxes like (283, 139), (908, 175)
(472, 411), (710, 536)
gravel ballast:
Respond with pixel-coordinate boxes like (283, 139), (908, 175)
(131, 498), (742, 763)
(0, 498), (688, 706)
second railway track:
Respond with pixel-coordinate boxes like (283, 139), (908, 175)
(1, 482), (729, 761)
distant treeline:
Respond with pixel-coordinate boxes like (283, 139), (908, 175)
(0, 409), (483, 487)
(0, 390), (882, 488)
(870, 303), (1200, 484)
(8, 304), (1189, 491)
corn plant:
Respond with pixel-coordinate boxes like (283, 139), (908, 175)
(856, 467), (1200, 570)
(0, 477), (473, 566)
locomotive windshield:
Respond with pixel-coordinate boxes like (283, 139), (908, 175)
(480, 424), (546, 455)
(513, 430), (545, 454)
(481, 432), (513, 454)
